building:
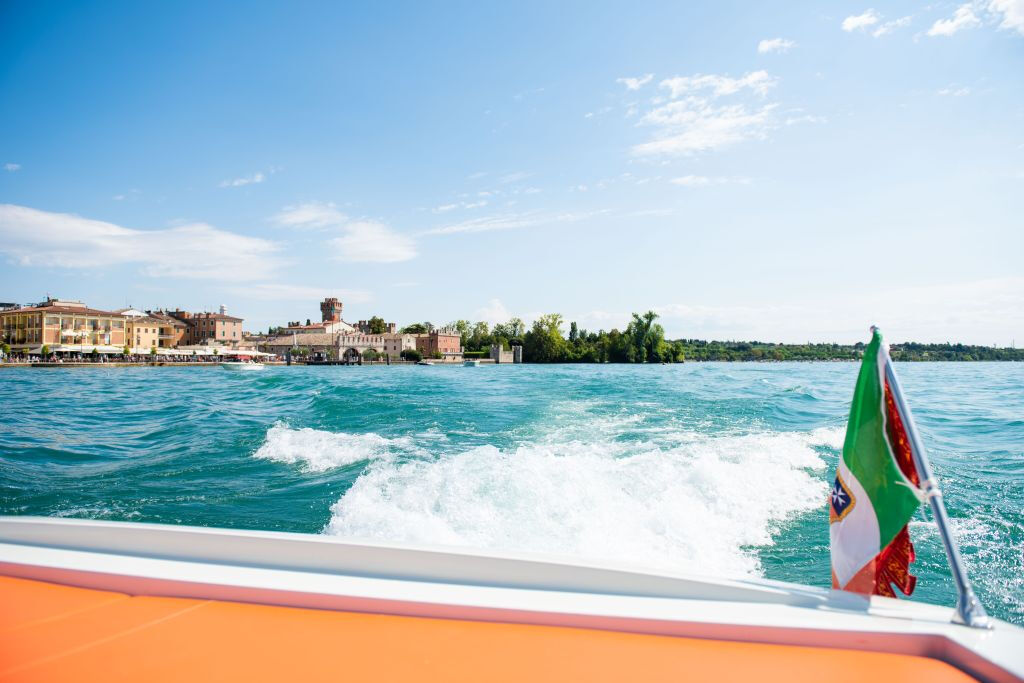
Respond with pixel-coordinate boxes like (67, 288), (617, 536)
(261, 331), (419, 362)
(355, 320), (397, 335)
(280, 320), (354, 335)
(117, 309), (163, 353)
(147, 311), (189, 348)
(168, 306), (244, 345)
(382, 333), (417, 358)
(416, 329), (462, 361)
(0, 298), (126, 354)
(320, 297), (343, 323)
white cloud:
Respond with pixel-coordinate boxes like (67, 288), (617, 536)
(927, 4), (980, 36)
(329, 221), (416, 262)
(0, 204), (281, 281)
(498, 171), (532, 184)
(842, 9), (881, 32)
(271, 201), (346, 229)
(423, 210), (607, 236)
(988, 0), (1024, 34)
(4, 163), (20, 172)
(660, 71), (777, 98)
(228, 283), (372, 304)
(219, 171), (265, 188)
(616, 74), (654, 91)
(938, 86), (971, 96)
(872, 16), (912, 36)
(757, 38), (796, 53)
(670, 175), (750, 186)
(474, 298), (514, 325)
(631, 71), (781, 158)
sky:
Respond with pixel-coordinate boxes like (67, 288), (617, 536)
(0, 1), (1022, 344)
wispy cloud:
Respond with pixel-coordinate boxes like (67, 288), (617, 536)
(474, 298), (514, 324)
(219, 171), (266, 188)
(872, 16), (912, 36)
(422, 210), (607, 236)
(271, 201), (346, 229)
(937, 86), (971, 96)
(670, 175), (750, 187)
(989, 0), (1024, 35)
(329, 221), (416, 262)
(757, 38), (795, 53)
(616, 74), (654, 91)
(498, 171), (532, 184)
(927, 4), (980, 36)
(3, 163), (20, 172)
(0, 204), (282, 281)
(842, 9), (881, 32)
(631, 71), (780, 157)
(432, 200), (488, 213)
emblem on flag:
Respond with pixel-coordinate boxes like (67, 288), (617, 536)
(829, 473), (855, 522)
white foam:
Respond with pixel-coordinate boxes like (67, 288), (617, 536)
(253, 424), (421, 472)
(325, 427), (837, 578)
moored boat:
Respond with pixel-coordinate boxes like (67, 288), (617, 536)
(463, 359), (481, 366)
(221, 360), (265, 371)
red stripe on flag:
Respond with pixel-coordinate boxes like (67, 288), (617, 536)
(883, 378), (921, 488)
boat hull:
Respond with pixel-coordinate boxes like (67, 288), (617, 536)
(0, 517), (1020, 682)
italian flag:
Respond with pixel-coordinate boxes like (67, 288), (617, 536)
(830, 329), (924, 597)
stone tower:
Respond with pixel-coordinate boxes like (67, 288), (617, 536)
(320, 297), (342, 323)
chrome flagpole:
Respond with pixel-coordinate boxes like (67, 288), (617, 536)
(876, 330), (991, 629)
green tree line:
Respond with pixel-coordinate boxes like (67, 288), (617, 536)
(439, 311), (1024, 363)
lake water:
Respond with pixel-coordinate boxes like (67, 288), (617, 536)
(1, 362), (1021, 623)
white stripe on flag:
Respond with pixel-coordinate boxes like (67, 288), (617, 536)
(830, 457), (881, 588)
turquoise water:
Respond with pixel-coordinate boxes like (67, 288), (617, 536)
(1, 363), (1021, 623)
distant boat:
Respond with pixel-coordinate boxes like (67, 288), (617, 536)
(416, 360), (434, 366)
(222, 360), (265, 371)
(463, 359), (481, 367)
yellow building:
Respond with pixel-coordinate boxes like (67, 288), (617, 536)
(0, 299), (126, 355)
(117, 309), (180, 353)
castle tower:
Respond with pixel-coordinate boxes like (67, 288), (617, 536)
(320, 297), (342, 323)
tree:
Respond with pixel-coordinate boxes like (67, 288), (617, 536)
(569, 321), (579, 344)
(41, 345), (50, 357)
(150, 347), (157, 356)
(400, 323), (428, 334)
(368, 316), (387, 334)
(305, 318), (311, 326)
(523, 314), (566, 363)
(363, 348), (379, 361)
(400, 348), (422, 362)
(90, 347), (98, 357)
(1, 342), (9, 357)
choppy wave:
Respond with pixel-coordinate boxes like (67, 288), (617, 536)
(324, 426), (839, 578)
(253, 424), (423, 472)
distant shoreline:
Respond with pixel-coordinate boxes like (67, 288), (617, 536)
(2, 358), (1020, 369)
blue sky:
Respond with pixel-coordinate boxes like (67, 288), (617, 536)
(1, 1), (1021, 343)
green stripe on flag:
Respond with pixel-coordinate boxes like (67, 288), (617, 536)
(841, 330), (921, 551)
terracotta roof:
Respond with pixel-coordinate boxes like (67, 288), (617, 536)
(147, 312), (187, 328)
(0, 305), (125, 317)
(190, 313), (243, 322)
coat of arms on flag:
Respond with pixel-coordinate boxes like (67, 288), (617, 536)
(829, 328), (923, 598)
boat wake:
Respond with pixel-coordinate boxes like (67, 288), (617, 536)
(257, 420), (842, 578)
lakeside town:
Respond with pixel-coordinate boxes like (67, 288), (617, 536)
(1, 294), (1022, 366)
(0, 296), (474, 365)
